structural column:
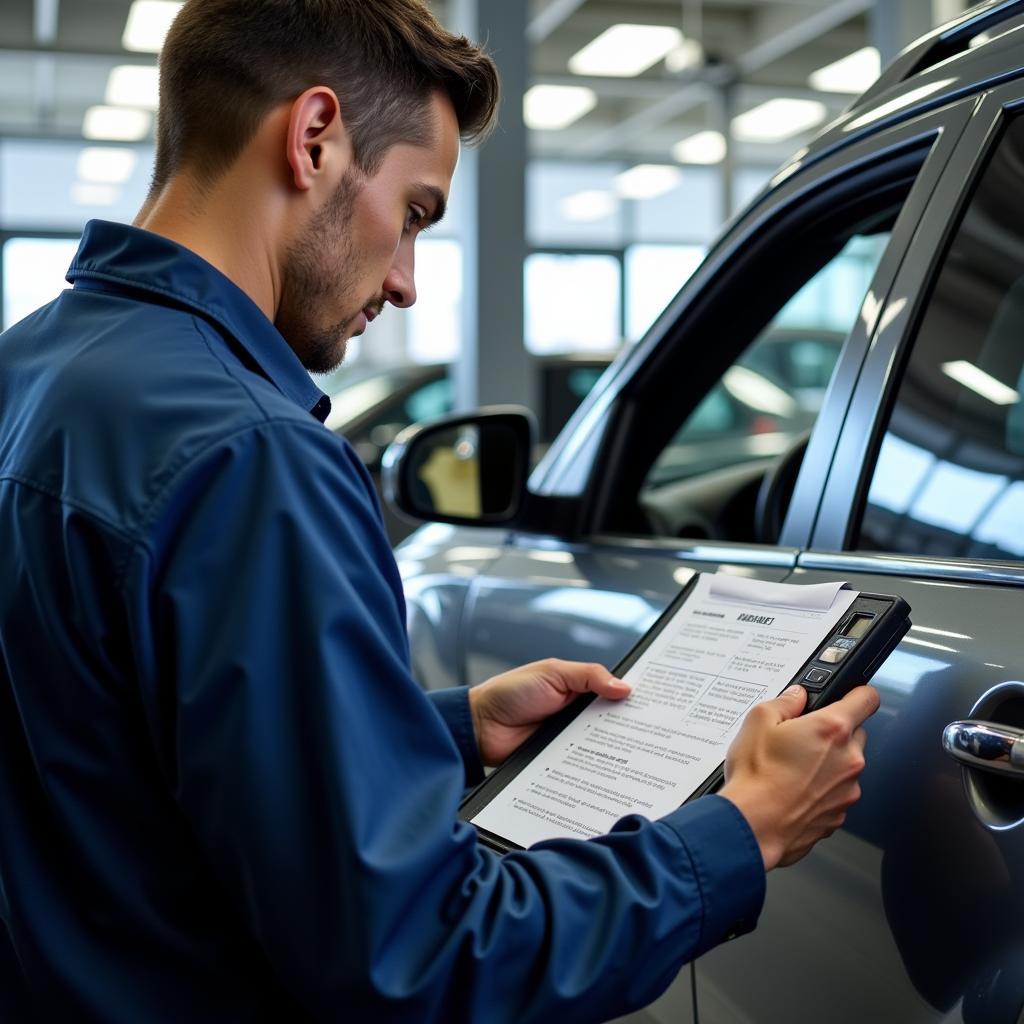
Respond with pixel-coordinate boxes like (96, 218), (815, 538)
(449, 0), (534, 414)
(871, 0), (935, 64)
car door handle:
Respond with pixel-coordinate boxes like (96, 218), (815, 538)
(943, 719), (1024, 777)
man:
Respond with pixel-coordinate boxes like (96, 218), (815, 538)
(0, 1), (878, 1021)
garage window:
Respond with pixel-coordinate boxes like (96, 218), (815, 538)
(856, 116), (1024, 560)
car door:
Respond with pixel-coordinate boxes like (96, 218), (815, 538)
(693, 82), (1024, 1024)
(456, 100), (972, 692)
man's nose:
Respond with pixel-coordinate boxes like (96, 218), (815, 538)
(383, 247), (416, 309)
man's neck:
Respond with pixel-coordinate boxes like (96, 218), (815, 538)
(134, 172), (281, 322)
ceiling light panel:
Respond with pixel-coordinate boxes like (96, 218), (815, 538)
(809, 47), (881, 93)
(569, 24), (683, 78)
(106, 65), (160, 110)
(615, 164), (682, 199)
(83, 106), (152, 142)
(732, 99), (827, 143)
(524, 85), (597, 130)
(122, 1), (184, 53)
(77, 147), (138, 184)
(672, 131), (727, 164)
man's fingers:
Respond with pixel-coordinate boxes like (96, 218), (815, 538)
(769, 684), (808, 723)
(852, 726), (868, 753)
(553, 660), (632, 700)
(830, 684), (881, 729)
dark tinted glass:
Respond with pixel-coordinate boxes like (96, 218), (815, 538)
(857, 116), (1024, 560)
(539, 363), (606, 443)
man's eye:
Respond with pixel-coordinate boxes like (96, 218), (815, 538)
(405, 208), (426, 232)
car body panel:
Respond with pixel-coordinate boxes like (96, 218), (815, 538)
(696, 564), (1024, 1023)
(461, 539), (797, 685)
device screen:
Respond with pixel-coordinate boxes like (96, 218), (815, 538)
(842, 613), (874, 640)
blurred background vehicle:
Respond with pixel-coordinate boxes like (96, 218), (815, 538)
(323, 354), (612, 542)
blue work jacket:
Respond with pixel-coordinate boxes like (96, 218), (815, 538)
(0, 220), (765, 1023)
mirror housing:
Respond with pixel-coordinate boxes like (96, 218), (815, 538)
(381, 406), (535, 527)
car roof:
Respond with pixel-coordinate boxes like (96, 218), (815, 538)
(770, 0), (1024, 187)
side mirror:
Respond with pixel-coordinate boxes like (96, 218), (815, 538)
(381, 406), (535, 527)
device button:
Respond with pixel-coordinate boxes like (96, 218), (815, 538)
(819, 646), (849, 664)
(803, 667), (832, 689)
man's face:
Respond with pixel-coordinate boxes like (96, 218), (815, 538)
(277, 91), (460, 374)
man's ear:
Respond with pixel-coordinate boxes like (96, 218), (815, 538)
(285, 86), (348, 192)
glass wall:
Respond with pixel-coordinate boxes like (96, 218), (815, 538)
(0, 134), (784, 374)
(2, 237), (81, 329)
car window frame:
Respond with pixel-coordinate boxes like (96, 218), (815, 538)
(525, 98), (976, 564)
(806, 82), (1024, 588)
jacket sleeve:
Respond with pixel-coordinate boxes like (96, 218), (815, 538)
(127, 418), (766, 1024)
(426, 688), (485, 788)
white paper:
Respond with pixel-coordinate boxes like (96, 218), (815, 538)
(472, 572), (858, 847)
(708, 574), (849, 612)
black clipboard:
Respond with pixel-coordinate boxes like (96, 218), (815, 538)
(459, 572), (910, 854)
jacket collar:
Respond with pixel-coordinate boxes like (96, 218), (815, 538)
(67, 220), (331, 422)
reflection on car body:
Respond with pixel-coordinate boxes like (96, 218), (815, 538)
(390, 2), (1024, 1021)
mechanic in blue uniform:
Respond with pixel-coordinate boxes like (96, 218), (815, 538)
(0, 1), (879, 1021)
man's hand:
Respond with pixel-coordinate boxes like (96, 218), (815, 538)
(718, 683), (880, 871)
(468, 659), (632, 767)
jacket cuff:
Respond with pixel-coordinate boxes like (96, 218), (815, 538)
(659, 794), (766, 954)
(426, 687), (485, 788)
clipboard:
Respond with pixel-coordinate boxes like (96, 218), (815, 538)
(459, 572), (910, 854)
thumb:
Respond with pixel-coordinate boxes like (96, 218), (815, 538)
(770, 684), (808, 722)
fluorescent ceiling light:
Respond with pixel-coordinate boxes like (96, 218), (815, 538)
(122, 0), (183, 53)
(569, 24), (683, 78)
(615, 164), (681, 199)
(723, 366), (797, 416)
(83, 105), (152, 141)
(672, 130), (727, 164)
(560, 190), (617, 222)
(732, 98), (827, 143)
(71, 183), (120, 206)
(77, 147), (138, 184)
(105, 65), (160, 109)
(665, 38), (704, 73)
(524, 85), (597, 130)
(942, 360), (1020, 405)
(809, 47), (881, 93)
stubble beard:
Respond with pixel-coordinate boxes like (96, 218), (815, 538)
(277, 169), (364, 375)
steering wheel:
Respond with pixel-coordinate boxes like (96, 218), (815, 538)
(754, 431), (810, 544)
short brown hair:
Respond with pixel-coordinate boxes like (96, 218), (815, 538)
(152, 0), (499, 190)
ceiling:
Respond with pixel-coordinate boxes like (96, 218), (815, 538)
(0, 0), (965, 169)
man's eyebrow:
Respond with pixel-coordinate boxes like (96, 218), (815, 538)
(418, 184), (447, 227)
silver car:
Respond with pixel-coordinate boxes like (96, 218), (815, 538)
(387, 2), (1024, 1020)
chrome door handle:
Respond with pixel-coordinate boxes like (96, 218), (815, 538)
(943, 720), (1024, 777)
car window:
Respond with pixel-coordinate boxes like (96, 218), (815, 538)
(540, 363), (608, 443)
(589, 144), (932, 544)
(405, 377), (453, 424)
(855, 115), (1024, 560)
(644, 243), (873, 491)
